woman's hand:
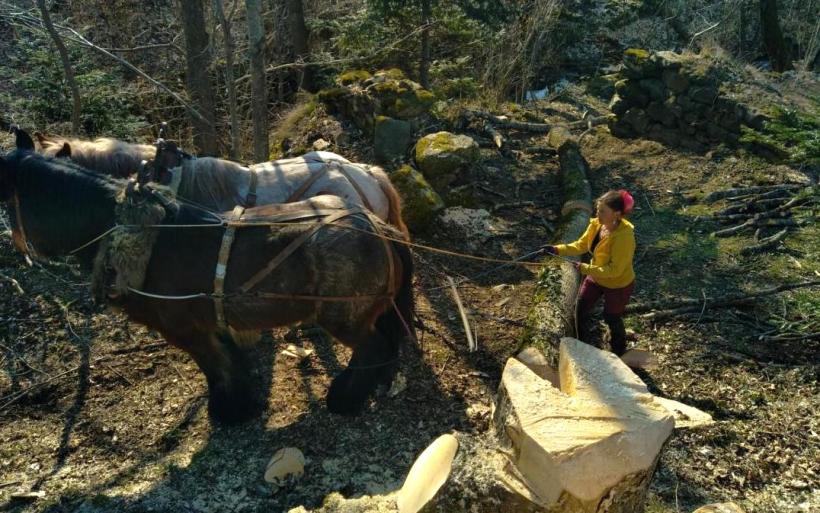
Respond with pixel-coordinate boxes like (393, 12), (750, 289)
(540, 245), (558, 255)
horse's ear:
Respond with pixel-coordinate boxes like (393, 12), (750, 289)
(33, 131), (49, 146)
(55, 142), (72, 158)
(14, 128), (35, 151)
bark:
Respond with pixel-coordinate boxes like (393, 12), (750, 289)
(760, 0), (793, 72)
(36, 0), (81, 136)
(285, 0), (313, 92)
(246, 0), (269, 162)
(212, 0), (240, 159)
(179, 0), (219, 155)
(419, 0), (431, 88)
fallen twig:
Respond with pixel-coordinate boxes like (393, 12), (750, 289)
(446, 276), (476, 352)
(627, 280), (820, 316)
(740, 228), (789, 255)
(0, 272), (24, 294)
(703, 184), (805, 204)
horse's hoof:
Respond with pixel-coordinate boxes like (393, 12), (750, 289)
(208, 383), (259, 424)
(326, 370), (367, 416)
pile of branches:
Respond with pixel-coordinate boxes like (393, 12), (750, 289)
(698, 183), (817, 253)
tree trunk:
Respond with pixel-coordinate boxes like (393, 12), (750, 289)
(36, 0), (81, 136)
(419, 0), (431, 88)
(179, 0), (219, 155)
(246, 0), (269, 162)
(760, 0), (793, 72)
(212, 0), (240, 159)
(285, 0), (313, 92)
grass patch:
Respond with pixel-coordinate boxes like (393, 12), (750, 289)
(740, 106), (820, 166)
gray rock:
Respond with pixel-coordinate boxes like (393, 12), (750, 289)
(647, 102), (678, 128)
(662, 69), (690, 93)
(389, 165), (445, 232)
(414, 132), (480, 190)
(653, 50), (685, 70)
(689, 86), (719, 105)
(639, 78), (667, 101)
(373, 116), (412, 163)
(623, 108), (650, 134)
(615, 79), (650, 107)
(609, 93), (631, 116)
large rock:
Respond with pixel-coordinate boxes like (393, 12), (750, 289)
(414, 132), (480, 190)
(390, 165), (445, 232)
(493, 338), (674, 512)
(374, 116), (413, 163)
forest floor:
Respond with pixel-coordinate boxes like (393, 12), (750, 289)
(0, 82), (818, 513)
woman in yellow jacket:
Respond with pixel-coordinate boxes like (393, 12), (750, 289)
(543, 190), (636, 355)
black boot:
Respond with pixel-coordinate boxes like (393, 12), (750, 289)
(603, 313), (627, 356)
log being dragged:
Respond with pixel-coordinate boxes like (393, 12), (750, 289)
(493, 338), (674, 512)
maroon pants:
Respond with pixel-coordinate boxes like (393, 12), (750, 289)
(576, 277), (635, 355)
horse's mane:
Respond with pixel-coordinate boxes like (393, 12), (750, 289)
(11, 150), (125, 253)
(178, 157), (249, 208)
(39, 136), (155, 179)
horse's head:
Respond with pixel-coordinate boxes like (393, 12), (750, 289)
(142, 139), (189, 186)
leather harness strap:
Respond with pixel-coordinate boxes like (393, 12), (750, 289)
(245, 168), (258, 207)
(238, 209), (358, 294)
(285, 162), (331, 203)
(331, 162), (375, 212)
(213, 205), (246, 330)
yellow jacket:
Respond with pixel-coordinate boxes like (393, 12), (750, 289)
(555, 217), (635, 289)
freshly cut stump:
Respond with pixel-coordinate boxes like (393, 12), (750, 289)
(494, 337), (674, 512)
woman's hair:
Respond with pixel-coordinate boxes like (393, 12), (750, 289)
(598, 189), (634, 215)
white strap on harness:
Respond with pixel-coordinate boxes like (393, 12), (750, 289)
(213, 205), (245, 330)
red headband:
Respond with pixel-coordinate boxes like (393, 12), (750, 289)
(619, 190), (634, 215)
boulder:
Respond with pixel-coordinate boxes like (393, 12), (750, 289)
(494, 338), (674, 512)
(623, 48), (660, 78)
(609, 93), (631, 117)
(647, 102), (678, 127)
(415, 132), (480, 190)
(662, 69), (690, 93)
(614, 79), (650, 108)
(389, 165), (445, 232)
(336, 69), (372, 86)
(689, 86), (719, 105)
(368, 76), (436, 120)
(623, 108), (650, 134)
(374, 116), (413, 163)
(639, 78), (667, 101)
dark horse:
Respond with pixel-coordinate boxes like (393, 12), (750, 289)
(1, 132), (414, 423)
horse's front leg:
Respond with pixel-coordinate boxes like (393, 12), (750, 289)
(165, 329), (259, 424)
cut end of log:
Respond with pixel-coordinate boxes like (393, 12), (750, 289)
(495, 338), (674, 509)
(397, 434), (459, 513)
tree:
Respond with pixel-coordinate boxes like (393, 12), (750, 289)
(368, 0), (512, 88)
(179, 0), (219, 155)
(246, 0), (268, 161)
(760, 0), (793, 72)
(285, 0), (314, 92)
(212, 0), (240, 159)
(36, 0), (81, 136)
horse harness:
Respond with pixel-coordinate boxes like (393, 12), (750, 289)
(11, 192), (38, 259)
(209, 205), (397, 332)
(283, 160), (375, 212)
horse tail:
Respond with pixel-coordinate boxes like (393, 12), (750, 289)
(371, 167), (410, 240)
(375, 237), (415, 345)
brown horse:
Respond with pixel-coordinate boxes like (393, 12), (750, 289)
(2, 132), (415, 423)
(39, 132), (409, 237)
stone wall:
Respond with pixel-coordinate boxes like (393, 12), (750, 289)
(607, 50), (767, 152)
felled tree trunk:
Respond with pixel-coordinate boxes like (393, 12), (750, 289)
(491, 338), (674, 512)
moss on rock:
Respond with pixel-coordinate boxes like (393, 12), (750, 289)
(390, 165), (445, 232)
(415, 131), (480, 190)
(337, 69), (372, 86)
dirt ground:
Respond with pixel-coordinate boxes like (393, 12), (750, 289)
(1, 88), (818, 513)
